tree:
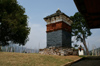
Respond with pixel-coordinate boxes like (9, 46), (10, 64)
(0, 0), (30, 46)
(70, 12), (92, 55)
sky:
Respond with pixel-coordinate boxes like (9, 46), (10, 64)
(17, 0), (100, 50)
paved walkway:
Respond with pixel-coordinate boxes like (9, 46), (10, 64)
(71, 56), (100, 66)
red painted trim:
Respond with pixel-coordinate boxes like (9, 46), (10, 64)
(46, 21), (71, 33)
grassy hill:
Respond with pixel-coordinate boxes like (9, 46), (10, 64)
(0, 52), (80, 66)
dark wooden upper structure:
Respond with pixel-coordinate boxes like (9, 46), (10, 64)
(74, 0), (100, 29)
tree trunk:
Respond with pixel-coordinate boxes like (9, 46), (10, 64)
(83, 34), (89, 55)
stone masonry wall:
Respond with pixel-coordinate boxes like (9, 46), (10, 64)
(47, 30), (71, 48)
(47, 30), (62, 48)
(39, 47), (78, 56)
(62, 30), (71, 47)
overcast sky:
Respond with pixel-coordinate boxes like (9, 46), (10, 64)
(17, 0), (100, 50)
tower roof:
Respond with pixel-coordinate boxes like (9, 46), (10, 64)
(44, 9), (70, 19)
(44, 9), (73, 26)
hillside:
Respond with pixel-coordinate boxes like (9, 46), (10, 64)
(0, 52), (80, 66)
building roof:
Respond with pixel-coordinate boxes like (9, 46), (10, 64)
(74, 0), (100, 29)
(44, 9), (70, 19)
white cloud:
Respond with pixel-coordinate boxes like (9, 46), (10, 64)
(25, 22), (46, 49)
(86, 29), (100, 50)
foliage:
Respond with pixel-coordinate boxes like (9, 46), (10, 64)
(73, 44), (79, 47)
(0, 0), (30, 46)
(70, 12), (92, 55)
(70, 12), (91, 42)
(0, 46), (2, 51)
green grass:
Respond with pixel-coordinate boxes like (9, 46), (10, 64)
(0, 52), (80, 66)
(79, 55), (100, 58)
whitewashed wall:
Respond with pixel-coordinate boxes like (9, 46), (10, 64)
(78, 50), (84, 55)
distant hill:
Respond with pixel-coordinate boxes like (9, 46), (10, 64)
(1, 44), (39, 53)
